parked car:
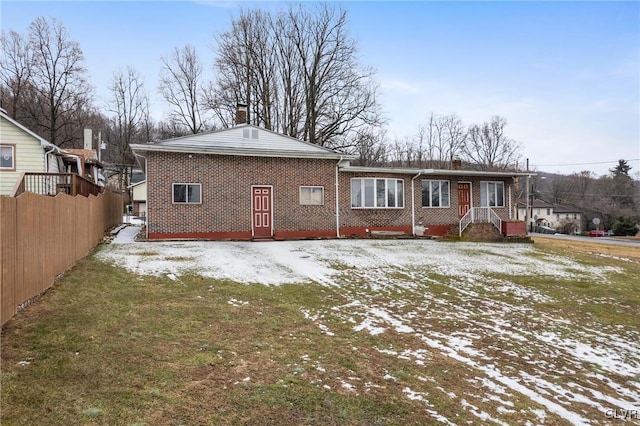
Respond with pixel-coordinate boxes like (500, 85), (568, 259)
(588, 230), (607, 237)
(535, 225), (556, 234)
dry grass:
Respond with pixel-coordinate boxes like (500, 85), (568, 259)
(2, 239), (639, 425)
(532, 235), (640, 261)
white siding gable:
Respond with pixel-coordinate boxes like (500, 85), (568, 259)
(0, 115), (46, 195)
(154, 125), (340, 157)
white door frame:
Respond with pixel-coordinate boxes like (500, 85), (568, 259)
(250, 185), (274, 237)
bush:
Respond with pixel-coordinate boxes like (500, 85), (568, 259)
(612, 216), (638, 236)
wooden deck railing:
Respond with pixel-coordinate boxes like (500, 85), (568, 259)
(12, 173), (102, 197)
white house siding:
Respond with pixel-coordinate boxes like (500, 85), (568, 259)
(0, 116), (46, 195)
(518, 205), (582, 233)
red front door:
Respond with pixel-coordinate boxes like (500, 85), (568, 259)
(252, 186), (272, 238)
(458, 183), (471, 218)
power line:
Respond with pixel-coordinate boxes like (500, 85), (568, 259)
(532, 158), (640, 167)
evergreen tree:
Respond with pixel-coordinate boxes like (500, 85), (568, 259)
(609, 159), (635, 209)
(612, 216), (638, 236)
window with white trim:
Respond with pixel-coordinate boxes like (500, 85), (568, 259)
(480, 181), (504, 207)
(242, 128), (259, 140)
(173, 183), (201, 204)
(351, 178), (404, 208)
(299, 186), (324, 205)
(421, 180), (450, 207)
(0, 145), (15, 170)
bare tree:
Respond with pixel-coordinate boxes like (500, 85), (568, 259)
(106, 66), (148, 188)
(0, 30), (33, 119)
(205, 9), (279, 130)
(107, 67), (148, 150)
(547, 175), (572, 204)
(156, 119), (191, 140)
(159, 44), (208, 134)
(288, 4), (382, 148)
(464, 116), (522, 170)
(206, 4), (382, 149)
(441, 113), (466, 165)
(27, 17), (93, 147)
(411, 112), (466, 168)
(415, 113), (446, 168)
(351, 127), (388, 167)
(272, 11), (305, 136)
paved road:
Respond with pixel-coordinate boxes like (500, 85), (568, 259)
(530, 232), (640, 248)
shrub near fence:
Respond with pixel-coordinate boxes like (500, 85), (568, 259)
(0, 191), (122, 326)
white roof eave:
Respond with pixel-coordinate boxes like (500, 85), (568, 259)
(130, 144), (354, 160)
(339, 166), (535, 178)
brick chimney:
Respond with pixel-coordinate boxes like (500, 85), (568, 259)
(451, 158), (462, 170)
(235, 102), (247, 125)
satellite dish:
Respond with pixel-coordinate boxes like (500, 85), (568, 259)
(592, 218), (600, 225)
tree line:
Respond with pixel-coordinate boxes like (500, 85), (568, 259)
(529, 159), (638, 233)
(1, 5), (524, 173)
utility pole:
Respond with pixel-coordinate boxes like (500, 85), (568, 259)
(525, 158), (531, 233)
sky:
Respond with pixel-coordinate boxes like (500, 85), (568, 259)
(1, 0), (639, 177)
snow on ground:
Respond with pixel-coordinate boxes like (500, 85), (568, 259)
(97, 237), (640, 424)
(99, 239), (614, 285)
(111, 225), (142, 244)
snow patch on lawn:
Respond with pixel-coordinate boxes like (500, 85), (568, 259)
(98, 239), (620, 286)
(96, 238), (638, 424)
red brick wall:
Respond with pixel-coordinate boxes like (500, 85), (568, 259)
(146, 151), (516, 240)
(147, 152), (338, 238)
(338, 173), (514, 237)
(413, 176), (513, 226)
(337, 173), (412, 235)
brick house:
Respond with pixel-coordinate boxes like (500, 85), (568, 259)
(131, 113), (530, 240)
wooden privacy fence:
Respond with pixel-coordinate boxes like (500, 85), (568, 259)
(1, 191), (123, 326)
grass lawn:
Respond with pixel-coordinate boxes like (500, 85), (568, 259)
(1, 237), (639, 425)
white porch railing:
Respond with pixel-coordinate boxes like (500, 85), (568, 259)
(459, 207), (503, 237)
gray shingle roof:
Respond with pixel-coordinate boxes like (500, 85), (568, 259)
(131, 124), (351, 160)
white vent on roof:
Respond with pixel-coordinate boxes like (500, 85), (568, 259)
(243, 128), (259, 140)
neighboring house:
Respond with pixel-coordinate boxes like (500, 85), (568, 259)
(129, 180), (147, 217)
(0, 110), (83, 196)
(131, 108), (530, 240)
(64, 149), (106, 187)
(517, 199), (582, 233)
(552, 204), (582, 234)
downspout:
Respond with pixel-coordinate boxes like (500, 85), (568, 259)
(411, 170), (423, 235)
(508, 179), (513, 220)
(335, 157), (343, 238)
(144, 155), (149, 238)
(524, 174), (531, 233)
(42, 144), (59, 195)
(43, 146), (56, 172)
(41, 141), (59, 172)
(62, 154), (83, 176)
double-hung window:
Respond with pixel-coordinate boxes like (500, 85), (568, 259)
(421, 180), (450, 207)
(351, 178), (404, 208)
(0, 145), (15, 170)
(173, 183), (201, 204)
(480, 181), (504, 207)
(300, 186), (324, 205)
